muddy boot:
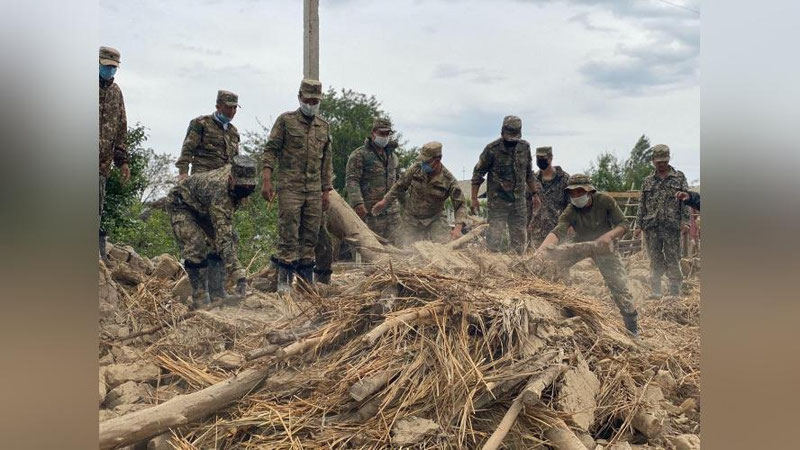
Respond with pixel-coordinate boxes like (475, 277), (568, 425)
(207, 254), (230, 301)
(622, 311), (639, 338)
(314, 268), (332, 284)
(668, 280), (682, 297)
(185, 261), (211, 310)
(272, 256), (294, 293)
(648, 277), (662, 299)
(296, 261), (315, 287)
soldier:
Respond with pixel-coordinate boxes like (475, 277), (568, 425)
(634, 144), (690, 298)
(537, 174), (639, 337)
(372, 141), (466, 246)
(166, 156), (257, 309)
(176, 90), (240, 179)
(345, 117), (401, 243)
(261, 79), (333, 292)
(471, 116), (541, 254)
(528, 146), (570, 247)
(98, 46), (130, 262)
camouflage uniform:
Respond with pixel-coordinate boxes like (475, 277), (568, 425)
(472, 116), (538, 253)
(98, 46), (128, 247)
(551, 175), (637, 327)
(314, 211), (333, 283)
(345, 118), (401, 243)
(637, 145), (690, 295)
(175, 91), (240, 176)
(383, 142), (467, 246)
(166, 165), (249, 284)
(528, 147), (570, 245)
(263, 79), (333, 270)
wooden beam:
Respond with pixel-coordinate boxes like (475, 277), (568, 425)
(303, 0), (319, 79)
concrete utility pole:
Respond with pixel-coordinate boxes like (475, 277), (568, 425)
(303, 0), (320, 80)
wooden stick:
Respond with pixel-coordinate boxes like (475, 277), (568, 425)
(445, 223), (489, 250)
(361, 305), (445, 346)
(544, 418), (589, 450)
(245, 344), (279, 361)
(348, 369), (399, 402)
(521, 363), (567, 406)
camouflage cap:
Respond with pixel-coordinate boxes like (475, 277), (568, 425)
(99, 46), (120, 67)
(216, 90), (239, 107)
(231, 155), (258, 186)
(536, 146), (553, 157)
(501, 115), (522, 140)
(565, 173), (596, 192)
(372, 117), (393, 132)
(417, 141), (443, 161)
(652, 144), (670, 162)
(299, 78), (323, 99)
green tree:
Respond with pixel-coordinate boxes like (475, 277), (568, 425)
(588, 152), (626, 192)
(102, 123), (151, 235)
(588, 134), (655, 192)
(622, 134), (653, 190)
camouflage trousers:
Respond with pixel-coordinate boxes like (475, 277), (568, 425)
(365, 211), (400, 244)
(99, 175), (107, 236)
(166, 203), (246, 281)
(314, 212), (333, 274)
(560, 250), (636, 316)
(644, 227), (683, 286)
(397, 214), (450, 247)
(275, 189), (323, 265)
(487, 199), (528, 254)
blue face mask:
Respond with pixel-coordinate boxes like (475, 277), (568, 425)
(421, 161), (434, 174)
(99, 65), (117, 80)
(215, 111), (232, 125)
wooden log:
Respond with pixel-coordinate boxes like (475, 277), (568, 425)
(326, 190), (395, 262)
(521, 363), (567, 406)
(480, 395), (524, 450)
(544, 418), (588, 450)
(349, 369), (399, 402)
(244, 344), (279, 361)
(362, 305), (446, 346)
(445, 223), (488, 250)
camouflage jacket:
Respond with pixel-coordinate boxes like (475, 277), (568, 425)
(472, 138), (538, 204)
(345, 138), (400, 214)
(168, 166), (245, 280)
(529, 166), (570, 237)
(637, 167), (690, 231)
(263, 109), (333, 192)
(99, 78), (128, 177)
(384, 163), (467, 227)
(175, 114), (240, 175)
(552, 192), (629, 242)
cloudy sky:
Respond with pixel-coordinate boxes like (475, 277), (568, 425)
(101, 0), (700, 183)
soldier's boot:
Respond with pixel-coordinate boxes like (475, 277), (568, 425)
(185, 261), (211, 310)
(314, 269), (332, 284)
(622, 311), (639, 338)
(272, 256), (294, 293)
(648, 276), (662, 299)
(296, 261), (316, 288)
(668, 280), (682, 297)
(207, 255), (231, 301)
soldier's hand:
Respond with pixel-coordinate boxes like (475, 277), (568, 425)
(470, 196), (480, 215)
(676, 191), (690, 201)
(322, 190), (330, 210)
(450, 224), (463, 241)
(120, 163), (131, 184)
(178, 173), (188, 182)
(354, 204), (368, 219)
(371, 199), (387, 216)
(261, 181), (275, 202)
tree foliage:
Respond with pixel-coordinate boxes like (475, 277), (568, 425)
(588, 135), (654, 191)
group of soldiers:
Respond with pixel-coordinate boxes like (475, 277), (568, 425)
(99, 46), (699, 337)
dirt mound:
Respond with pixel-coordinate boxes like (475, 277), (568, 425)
(98, 242), (699, 449)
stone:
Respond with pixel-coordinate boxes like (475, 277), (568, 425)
(99, 379), (107, 406)
(111, 346), (143, 364)
(147, 433), (174, 450)
(606, 443), (632, 450)
(109, 244), (154, 274)
(171, 275), (192, 302)
(152, 254), (183, 280)
(104, 381), (154, 409)
(99, 264), (121, 306)
(669, 434), (700, 450)
(576, 432), (595, 449)
(654, 369), (677, 391)
(112, 264), (146, 286)
(243, 296), (262, 309)
(391, 416), (440, 446)
(99, 352), (115, 366)
(556, 355), (600, 431)
(105, 361), (161, 387)
(210, 350), (245, 370)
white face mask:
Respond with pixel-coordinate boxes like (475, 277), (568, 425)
(570, 194), (590, 208)
(373, 135), (390, 148)
(299, 100), (319, 116)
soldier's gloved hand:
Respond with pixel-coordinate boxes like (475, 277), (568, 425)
(354, 204), (368, 219)
(235, 278), (247, 297)
(372, 199), (388, 216)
